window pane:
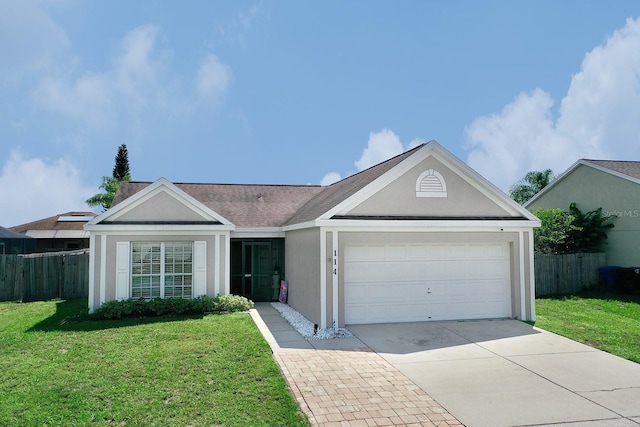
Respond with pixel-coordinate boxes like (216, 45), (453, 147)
(131, 242), (162, 300)
(163, 242), (193, 299)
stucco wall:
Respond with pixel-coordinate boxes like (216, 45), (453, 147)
(346, 157), (512, 217)
(115, 192), (207, 222)
(529, 165), (640, 266)
(285, 227), (321, 325)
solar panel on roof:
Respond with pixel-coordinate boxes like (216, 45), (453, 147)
(57, 216), (95, 222)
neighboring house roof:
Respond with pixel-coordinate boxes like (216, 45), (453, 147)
(10, 212), (97, 239)
(583, 160), (640, 181)
(0, 226), (35, 239)
(524, 159), (640, 207)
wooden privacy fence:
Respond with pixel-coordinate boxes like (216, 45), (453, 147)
(0, 249), (89, 302)
(535, 253), (606, 296)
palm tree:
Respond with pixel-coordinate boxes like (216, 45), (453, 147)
(509, 169), (555, 204)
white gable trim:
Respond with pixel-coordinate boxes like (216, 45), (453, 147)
(321, 141), (538, 222)
(86, 178), (234, 228)
(525, 160), (640, 208)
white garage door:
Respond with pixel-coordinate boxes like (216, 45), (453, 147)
(344, 243), (511, 324)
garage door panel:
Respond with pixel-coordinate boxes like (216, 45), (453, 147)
(344, 243), (511, 324)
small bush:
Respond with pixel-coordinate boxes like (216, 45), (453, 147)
(214, 294), (254, 312)
(91, 294), (255, 320)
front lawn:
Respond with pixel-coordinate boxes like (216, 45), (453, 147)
(0, 299), (309, 426)
(535, 290), (640, 364)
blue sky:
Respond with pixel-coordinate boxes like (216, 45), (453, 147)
(2, 1), (640, 227)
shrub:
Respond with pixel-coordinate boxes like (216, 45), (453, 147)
(91, 294), (254, 320)
(214, 294), (254, 312)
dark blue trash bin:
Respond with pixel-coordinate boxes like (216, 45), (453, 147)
(598, 266), (619, 289)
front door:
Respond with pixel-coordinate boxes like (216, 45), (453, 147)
(231, 239), (283, 302)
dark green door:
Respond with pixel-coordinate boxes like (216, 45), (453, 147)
(231, 239), (283, 302)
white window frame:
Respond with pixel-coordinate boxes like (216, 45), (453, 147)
(131, 242), (194, 299)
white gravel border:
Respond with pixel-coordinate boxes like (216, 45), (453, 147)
(271, 302), (353, 340)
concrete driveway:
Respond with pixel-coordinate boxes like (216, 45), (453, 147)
(349, 319), (640, 427)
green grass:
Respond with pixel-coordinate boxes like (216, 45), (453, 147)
(0, 299), (309, 426)
(535, 290), (640, 364)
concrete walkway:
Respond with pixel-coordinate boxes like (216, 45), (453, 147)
(251, 303), (640, 427)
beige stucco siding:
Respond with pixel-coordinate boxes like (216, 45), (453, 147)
(285, 228), (321, 325)
(331, 230), (534, 326)
(115, 191), (209, 222)
(529, 165), (640, 266)
(346, 157), (512, 217)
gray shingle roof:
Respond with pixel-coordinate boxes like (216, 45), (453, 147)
(584, 160), (640, 181)
(112, 145), (424, 228)
(114, 182), (325, 228)
(282, 145), (422, 225)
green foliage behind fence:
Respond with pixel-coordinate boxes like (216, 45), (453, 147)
(0, 250), (89, 302)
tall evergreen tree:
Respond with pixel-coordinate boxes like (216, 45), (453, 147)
(112, 144), (130, 180)
(86, 145), (132, 211)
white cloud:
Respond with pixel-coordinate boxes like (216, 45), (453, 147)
(320, 129), (424, 184)
(320, 172), (341, 186)
(197, 53), (233, 99)
(354, 128), (404, 171)
(31, 23), (232, 129)
(0, 0), (70, 86)
(466, 17), (640, 191)
(0, 150), (96, 227)
(217, 3), (262, 48)
(408, 138), (427, 150)
(35, 73), (112, 129)
(114, 24), (164, 112)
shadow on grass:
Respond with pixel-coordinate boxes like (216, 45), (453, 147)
(28, 299), (207, 332)
(537, 288), (640, 304)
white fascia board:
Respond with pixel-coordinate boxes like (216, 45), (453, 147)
(281, 221), (318, 232)
(428, 145), (539, 221)
(314, 218), (539, 230)
(319, 143), (436, 220)
(86, 178), (234, 227)
(84, 224), (234, 233)
(231, 228), (285, 238)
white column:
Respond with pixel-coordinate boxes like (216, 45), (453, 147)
(224, 233), (231, 295)
(99, 234), (107, 306)
(519, 231), (526, 320)
(214, 234), (221, 296)
(332, 230), (339, 329)
(88, 233), (96, 313)
(528, 230), (536, 321)
(320, 228), (327, 328)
